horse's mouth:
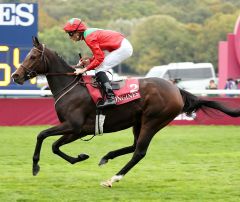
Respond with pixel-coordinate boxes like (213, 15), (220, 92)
(11, 74), (25, 85)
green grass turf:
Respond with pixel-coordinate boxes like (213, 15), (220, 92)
(0, 126), (240, 202)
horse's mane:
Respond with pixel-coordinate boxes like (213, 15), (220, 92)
(53, 51), (72, 68)
(45, 45), (72, 68)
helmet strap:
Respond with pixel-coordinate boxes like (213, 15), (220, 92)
(75, 20), (82, 32)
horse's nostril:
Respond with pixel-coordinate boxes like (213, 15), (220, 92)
(11, 73), (20, 80)
(11, 73), (24, 85)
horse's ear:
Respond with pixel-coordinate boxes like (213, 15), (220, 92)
(32, 36), (40, 47)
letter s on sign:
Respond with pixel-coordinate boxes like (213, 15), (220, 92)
(16, 4), (34, 26)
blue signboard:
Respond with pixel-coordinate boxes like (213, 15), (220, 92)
(0, 3), (38, 89)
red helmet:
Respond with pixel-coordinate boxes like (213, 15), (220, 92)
(63, 18), (87, 32)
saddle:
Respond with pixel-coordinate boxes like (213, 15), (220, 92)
(82, 76), (141, 106)
(111, 80), (125, 90)
(86, 76), (125, 90)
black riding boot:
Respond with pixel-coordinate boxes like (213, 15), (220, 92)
(96, 71), (116, 108)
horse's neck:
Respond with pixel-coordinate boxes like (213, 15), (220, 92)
(45, 54), (76, 97)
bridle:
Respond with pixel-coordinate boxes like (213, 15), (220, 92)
(20, 44), (76, 79)
(19, 43), (96, 110)
(19, 44), (84, 101)
(20, 45), (46, 79)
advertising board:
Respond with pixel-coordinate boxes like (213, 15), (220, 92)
(0, 3), (38, 89)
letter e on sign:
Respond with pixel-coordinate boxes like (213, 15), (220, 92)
(0, 4), (15, 25)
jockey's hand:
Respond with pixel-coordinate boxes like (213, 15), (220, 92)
(77, 58), (90, 66)
(74, 67), (87, 75)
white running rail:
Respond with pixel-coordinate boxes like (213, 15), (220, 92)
(0, 90), (52, 96)
(1, 89), (240, 97)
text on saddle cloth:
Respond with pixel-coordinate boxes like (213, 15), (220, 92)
(83, 76), (141, 105)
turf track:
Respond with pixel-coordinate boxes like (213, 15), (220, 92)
(0, 126), (240, 201)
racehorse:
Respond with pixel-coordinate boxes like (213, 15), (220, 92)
(11, 37), (240, 187)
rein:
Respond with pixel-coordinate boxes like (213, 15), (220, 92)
(23, 44), (97, 116)
(53, 75), (95, 106)
(20, 43), (99, 142)
(46, 72), (76, 76)
(22, 44), (77, 78)
(54, 76), (79, 106)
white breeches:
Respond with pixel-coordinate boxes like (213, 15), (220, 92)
(95, 38), (133, 73)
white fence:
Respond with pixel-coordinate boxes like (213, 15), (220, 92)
(0, 90), (52, 97)
(1, 89), (240, 97)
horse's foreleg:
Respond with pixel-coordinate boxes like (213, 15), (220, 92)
(32, 122), (72, 176)
(99, 121), (141, 166)
(52, 134), (89, 164)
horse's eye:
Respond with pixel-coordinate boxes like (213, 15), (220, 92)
(30, 55), (36, 60)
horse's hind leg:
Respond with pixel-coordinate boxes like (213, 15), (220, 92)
(32, 122), (72, 176)
(52, 134), (89, 164)
(99, 121), (141, 166)
(101, 118), (173, 187)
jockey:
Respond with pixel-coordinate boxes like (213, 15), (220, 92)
(63, 18), (133, 108)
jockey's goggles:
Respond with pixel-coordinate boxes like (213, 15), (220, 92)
(67, 21), (83, 37)
(68, 32), (75, 37)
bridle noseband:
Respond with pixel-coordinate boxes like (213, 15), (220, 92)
(20, 44), (47, 79)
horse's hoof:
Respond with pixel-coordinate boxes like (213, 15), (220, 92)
(100, 180), (112, 188)
(98, 158), (108, 166)
(32, 164), (40, 176)
(78, 153), (89, 161)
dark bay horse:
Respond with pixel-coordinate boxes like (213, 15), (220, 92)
(12, 37), (240, 187)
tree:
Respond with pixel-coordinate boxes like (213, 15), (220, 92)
(195, 12), (240, 72)
(38, 7), (58, 32)
(39, 26), (91, 65)
(128, 15), (196, 74)
(107, 18), (141, 37)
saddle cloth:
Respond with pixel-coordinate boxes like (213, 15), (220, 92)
(83, 76), (141, 105)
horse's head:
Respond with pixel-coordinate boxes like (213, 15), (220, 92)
(12, 37), (47, 85)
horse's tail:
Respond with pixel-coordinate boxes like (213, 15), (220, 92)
(179, 88), (240, 117)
